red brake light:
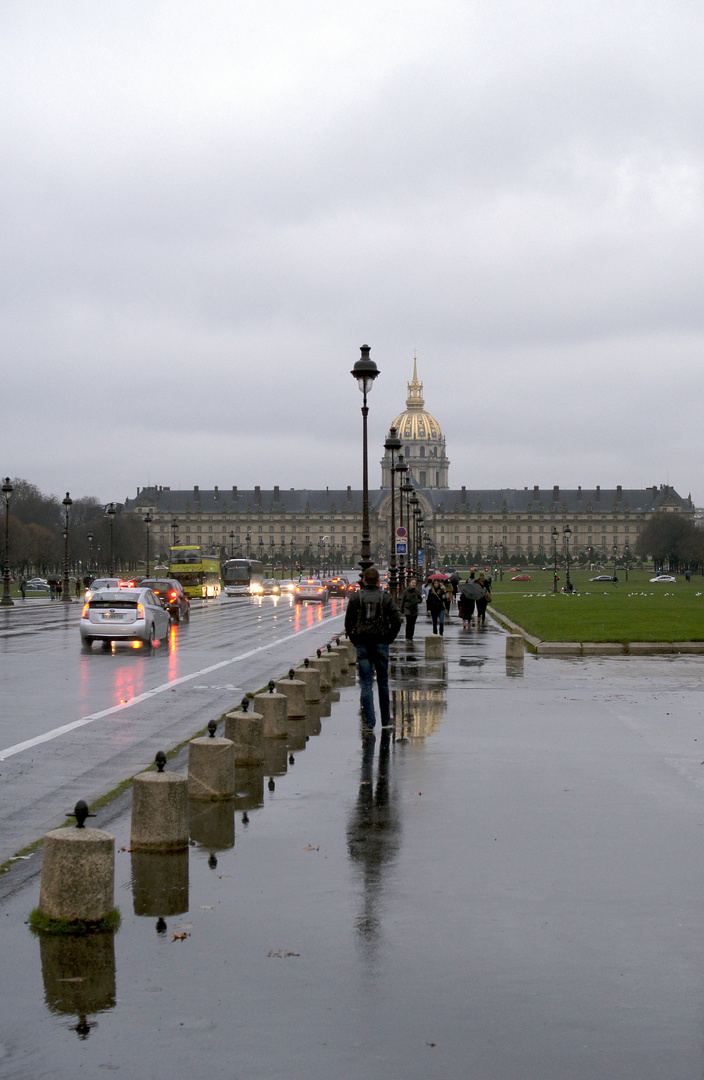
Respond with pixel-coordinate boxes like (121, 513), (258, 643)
(169, 591), (177, 600)
(82, 602), (89, 617)
(137, 603), (145, 619)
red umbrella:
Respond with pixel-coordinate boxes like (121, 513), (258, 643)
(427, 573), (450, 581)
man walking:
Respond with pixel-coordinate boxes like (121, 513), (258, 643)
(345, 567), (402, 735)
(399, 576), (422, 640)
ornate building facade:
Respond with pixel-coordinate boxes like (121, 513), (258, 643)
(125, 363), (694, 566)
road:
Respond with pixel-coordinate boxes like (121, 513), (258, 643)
(0, 594), (348, 865)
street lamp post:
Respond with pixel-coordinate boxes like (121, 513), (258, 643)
(409, 493), (419, 576)
(1, 478), (14, 606)
(401, 477), (414, 577)
(384, 425), (402, 597)
(229, 531), (235, 557)
(270, 537), (274, 571)
(613, 542), (618, 583)
(87, 529), (94, 577)
(624, 542), (630, 582)
(62, 492), (73, 603)
(290, 538), (295, 576)
(563, 525), (572, 592)
(552, 526), (559, 593)
(350, 344), (380, 580)
(105, 503), (117, 575)
(144, 511), (152, 577)
(171, 518), (179, 554)
(258, 537), (263, 565)
(395, 454), (408, 591)
(246, 529), (251, 559)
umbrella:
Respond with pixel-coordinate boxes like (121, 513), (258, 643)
(460, 580), (486, 599)
(428, 573), (450, 581)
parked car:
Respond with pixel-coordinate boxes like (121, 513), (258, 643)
(26, 581), (50, 594)
(261, 578), (281, 595)
(590, 575), (614, 582)
(511, 574), (531, 582)
(140, 578), (191, 621)
(294, 578), (329, 603)
(26, 577), (47, 587)
(80, 587), (171, 648)
(650, 575), (676, 583)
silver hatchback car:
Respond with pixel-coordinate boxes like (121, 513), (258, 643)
(80, 587), (171, 649)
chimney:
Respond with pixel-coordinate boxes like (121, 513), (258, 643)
(577, 486), (582, 500)
(553, 485), (559, 503)
(596, 485), (600, 501)
(533, 485), (539, 500)
(193, 485), (199, 496)
(232, 485), (237, 497)
(255, 485), (261, 502)
(214, 485), (218, 495)
(347, 485), (351, 496)
(616, 484), (622, 500)
(652, 485), (657, 499)
(461, 486), (466, 503)
(274, 485), (279, 498)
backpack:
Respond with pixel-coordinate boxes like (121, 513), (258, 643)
(353, 588), (393, 642)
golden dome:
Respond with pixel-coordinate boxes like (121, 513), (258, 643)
(392, 360), (443, 442)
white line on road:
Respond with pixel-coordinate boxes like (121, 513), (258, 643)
(0, 614), (345, 762)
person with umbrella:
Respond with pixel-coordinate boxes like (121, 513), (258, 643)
(459, 571), (484, 628)
(427, 577), (447, 635)
(475, 573), (492, 625)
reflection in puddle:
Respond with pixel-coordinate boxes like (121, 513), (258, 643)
(190, 799), (235, 854)
(39, 932), (116, 1039)
(234, 766), (265, 811)
(505, 656), (524, 678)
(391, 685), (446, 740)
(131, 850), (189, 919)
(263, 739), (288, 778)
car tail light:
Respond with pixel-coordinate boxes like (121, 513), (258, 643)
(82, 602), (90, 617)
(137, 603), (145, 619)
(169, 591), (177, 601)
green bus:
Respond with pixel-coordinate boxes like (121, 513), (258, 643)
(169, 545), (221, 598)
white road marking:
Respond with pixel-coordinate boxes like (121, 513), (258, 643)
(0, 614), (345, 761)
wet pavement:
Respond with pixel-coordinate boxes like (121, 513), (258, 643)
(3, 613), (704, 1078)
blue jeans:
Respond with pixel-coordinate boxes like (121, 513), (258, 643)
(355, 642), (390, 728)
(431, 608), (445, 635)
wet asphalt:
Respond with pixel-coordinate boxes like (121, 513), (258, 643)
(2, 612), (704, 1078)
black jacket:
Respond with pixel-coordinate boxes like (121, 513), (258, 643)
(345, 586), (402, 645)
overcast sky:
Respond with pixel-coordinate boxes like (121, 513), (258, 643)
(2, 1), (704, 505)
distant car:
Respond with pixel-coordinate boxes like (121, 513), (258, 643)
(85, 577), (122, 598)
(261, 578), (281, 595)
(26, 581), (50, 593)
(26, 577), (47, 587)
(590, 575), (614, 582)
(294, 578), (329, 603)
(325, 576), (351, 597)
(80, 587), (171, 648)
(278, 579), (296, 594)
(511, 574), (531, 582)
(140, 578), (190, 621)
(651, 575), (676, 583)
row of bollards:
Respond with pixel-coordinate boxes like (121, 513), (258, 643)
(34, 635), (357, 928)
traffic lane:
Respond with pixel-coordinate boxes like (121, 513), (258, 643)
(0, 597), (348, 864)
(0, 594), (345, 749)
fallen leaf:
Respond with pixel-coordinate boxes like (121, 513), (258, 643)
(302, 845), (319, 851)
(172, 933), (189, 942)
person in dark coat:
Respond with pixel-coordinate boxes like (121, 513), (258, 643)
(345, 566), (402, 733)
(399, 577), (422, 640)
(459, 572), (476, 628)
(475, 573), (491, 624)
(427, 579), (446, 635)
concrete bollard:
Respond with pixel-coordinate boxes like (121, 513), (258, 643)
(342, 636), (357, 663)
(296, 662), (321, 702)
(309, 654), (332, 689)
(276, 669), (307, 719)
(505, 634), (524, 659)
(131, 753), (189, 852)
(224, 696), (264, 765)
(255, 680), (288, 739)
(323, 643), (342, 680)
(425, 635), (444, 660)
(188, 720), (236, 801)
(330, 641), (349, 672)
(38, 802), (115, 924)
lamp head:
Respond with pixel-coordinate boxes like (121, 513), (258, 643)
(351, 344), (380, 395)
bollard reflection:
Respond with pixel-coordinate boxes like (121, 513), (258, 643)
(391, 685), (446, 741)
(39, 931), (116, 1038)
(234, 765), (265, 811)
(189, 799), (235, 854)
(319, 690), (333, 718)
(346, 730), (401, 966)
(287, 718), (307, 753)
(505, 656), (524, 678)
(305, 701), (322, 738)
(131, 849), (189, 921)
(263, 738), (288, 778)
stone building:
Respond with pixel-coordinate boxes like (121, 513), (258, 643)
(125, 363), (694, 567)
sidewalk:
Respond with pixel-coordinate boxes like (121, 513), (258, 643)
(2, 613), (704, 1078)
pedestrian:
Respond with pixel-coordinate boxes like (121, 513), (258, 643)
(427, 578), (446, 635)
(399, 576), (423, 640)
(444, 579), (453, 619)
(475, 573), (491, 624)
(344, 566), (402, 735)
(49, 579), (56, 600)
(19, 576), (26, 600)
(55, 579), (62, 601)
(74, 577), (81, 597)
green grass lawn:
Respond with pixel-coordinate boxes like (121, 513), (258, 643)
(483, 568), (704, 643)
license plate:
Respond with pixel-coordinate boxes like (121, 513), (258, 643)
(101, 612), (124, 620)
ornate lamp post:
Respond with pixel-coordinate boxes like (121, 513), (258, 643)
(229, 530), (235, 557)
(270, 537), (274, 570)
(1, 478), (14, 606)
(624, 542), (630, 582)
(409, 492), (419, 576)
(62, 492), (73, 603)
(563, 524), (572, 591)
(143, 511), (152, 577)
(493, 542), (499, 578)
(384, 425), (402, 597)
(87, 529), (94, 576)
(613, 542), (618, 583)
(170, 518), (179, 553)
(552, 526), (559, 593)
(103, 503), (116, 574)
(290, 537), (295, 575)
(350, 344), (380, 579)
(401, 476), (414, 576)
(246, 529), (251, 559)
(395, 454), (408, 590)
